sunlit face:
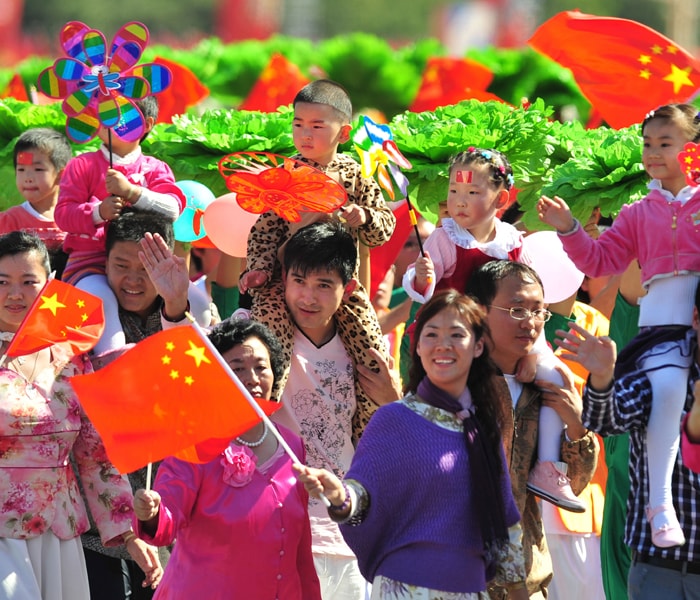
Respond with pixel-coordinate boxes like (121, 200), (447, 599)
(0, 250), (48, 332)
(416, 306), (484, 398)
(105, 240), (158, 319)
(483, 274), (545, 375)
(446, 162), (506, 240)
(292, 102), (350, 166)
(223, 336), (274, 401)
(284, 267), (354, 346)
(15, 150), (61, 209)
(642, 118), (688, 196)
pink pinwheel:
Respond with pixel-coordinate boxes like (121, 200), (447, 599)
(37, 21), (172, 144)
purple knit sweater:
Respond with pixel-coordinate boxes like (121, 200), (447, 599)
(340, 399), (519, 593)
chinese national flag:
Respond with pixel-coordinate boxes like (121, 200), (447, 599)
(239, 53), (310, 112)
(410, 56), (501, 113)
(0, 73), (28, 101)
(70, 325), (282, 473)
(369, 201), (414, 299)
(152, 56), (209, 123)
(6, 279), (104, 358)
(528, 11), (700, 129)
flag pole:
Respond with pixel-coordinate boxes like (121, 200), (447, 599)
(186, 315), (332, 507)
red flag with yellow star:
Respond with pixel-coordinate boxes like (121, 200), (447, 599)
(70, 325), (281, 473)
(409, 56), (500, 113)
(239, 53), (310, 112)
(6, 279), (104, 358)
(528, 11), (700, 129)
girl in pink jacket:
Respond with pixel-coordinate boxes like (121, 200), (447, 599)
(538, 103), (700, 548)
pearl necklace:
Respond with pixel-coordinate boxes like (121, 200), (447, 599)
(235, 423), (268, 448)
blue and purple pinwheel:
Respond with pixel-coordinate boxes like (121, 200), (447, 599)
(37, 21), (172, 144)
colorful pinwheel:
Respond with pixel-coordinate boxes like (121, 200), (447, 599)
(37, 21), (172, 144)
(678, 142), (700, 188)
(352, 115), (413, 200)
(217, 152), (347, 222)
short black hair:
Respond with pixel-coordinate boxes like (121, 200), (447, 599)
(465, 260), (544, 307)
(293, 79), (352, 123)
(208, 318), (285, 387)
(0, 231), (51, 276)
(13, 128), (72, 170)
(283, 220), (356, 285)
(105, 208), (175, 256)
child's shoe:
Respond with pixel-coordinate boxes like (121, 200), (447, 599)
(645, 504), (686, 548)
(526, 460), (586, 513)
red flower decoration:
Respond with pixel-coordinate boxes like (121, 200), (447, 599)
(218, 152), (347, 222)
(678, 142), (700, 187)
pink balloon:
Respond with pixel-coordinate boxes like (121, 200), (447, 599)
(202, 193), (260, 257)
(522, 231), (584, 304)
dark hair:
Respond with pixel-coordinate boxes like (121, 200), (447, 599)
(465, 260), (544, 307)
(642, 103), (700, 143)
(105, 208), (175, 256)
(405, 289), (505, 458)
(13, 128), (72, 170)
(0, 231), (51, 276)
(208, 318), (285, 387)
(283, 220), (356, 285)
(293, 79), (352, 123)
(448, 147), (514, 190)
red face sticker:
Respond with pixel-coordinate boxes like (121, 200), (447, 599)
(16, 151), (33, 166)
(454, 170), (473, 184)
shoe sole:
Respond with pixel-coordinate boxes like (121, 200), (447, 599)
(526, 483), (587, 513)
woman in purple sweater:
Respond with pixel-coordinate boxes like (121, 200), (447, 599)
(296, 290), (528, 599)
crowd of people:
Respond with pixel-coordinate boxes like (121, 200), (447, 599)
(0, 75), (699, 600)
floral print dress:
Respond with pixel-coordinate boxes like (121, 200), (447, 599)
(0, 347), (133, 556)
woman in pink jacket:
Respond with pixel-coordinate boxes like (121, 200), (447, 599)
(539, 103), (700, 548)
(133, 318), (321, 600)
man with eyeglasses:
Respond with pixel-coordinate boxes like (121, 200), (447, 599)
(465, 260), (599, 600)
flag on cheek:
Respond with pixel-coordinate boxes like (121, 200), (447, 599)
(528, 10), (700, 129)
(6, 279), (105, 358)
(70, 325), (281, 473)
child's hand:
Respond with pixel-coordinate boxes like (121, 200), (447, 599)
(99, 195), (125, 221)
(239, 269), (268, 294)
(537, 195), (576, 233)
(515, 352), (537, 383)
(105, 168), (139, 201)
(338, 204), (367, 228)
(134, 489), (161, 522)
(414, 253), (434, 293)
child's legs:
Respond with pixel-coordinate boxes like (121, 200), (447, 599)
(644, 351), (689, 510)
(187, 280), (212, 327)
(78, 274), (124, 355)
(533, 333), (566, 462)
(250, 279), (294, 400)
(335, 286), (390, 444)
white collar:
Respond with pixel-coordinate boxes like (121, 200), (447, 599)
(441, 217), (522, 259)
(99, 144), (142, 165)
(648, 179), (698, 204)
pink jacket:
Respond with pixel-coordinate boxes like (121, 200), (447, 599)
(136, 426), (321, 600)
(559, 187), (700, 288)
(55, 149), (184, 255)
(681, 414), (700, 474)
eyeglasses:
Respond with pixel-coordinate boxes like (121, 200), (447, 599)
(489, 305), (552, 323)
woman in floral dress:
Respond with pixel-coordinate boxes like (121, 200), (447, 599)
(0, 231), (148, 600)
(133, 318), (321, 600)
(296, 290), (529, 600)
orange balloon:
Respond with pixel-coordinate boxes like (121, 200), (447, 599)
(202, 193), (260, 257)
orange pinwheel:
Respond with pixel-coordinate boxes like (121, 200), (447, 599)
(218, 151), (347, 222)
